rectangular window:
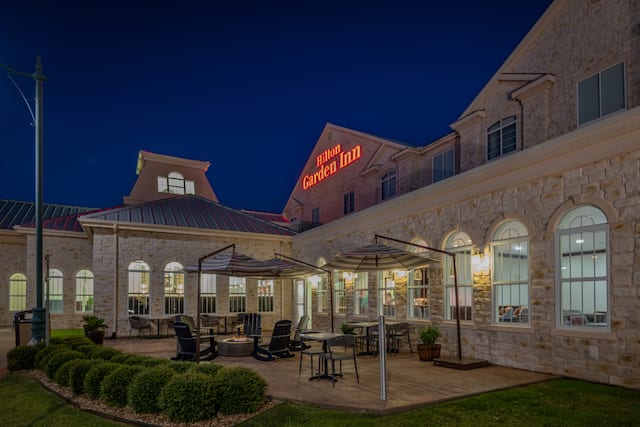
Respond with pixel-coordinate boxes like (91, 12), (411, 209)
(229, 276), (246, 313)
(46, 272), (64, 314)
(378, 271), (398, 318)
(157, 176), (168, 193)
(445, 249), (473, 321)
(314, 275), (328, 314)
(353, 273), (369, 316)
(334, 272), (348, 314)
(200, 273), (217, 314)
(487, 117), (517, 161)
(311, 207), (320, 223)
(578, 62), (625, 125)
(408, 269), (430, 320)
(258, 279), (274, 312)
(433, 149), (455, 183)
(343, 191), (355, 215)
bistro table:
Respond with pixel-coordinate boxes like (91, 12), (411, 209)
(348, 320), (399, 355)
(300, 332), (346, 381)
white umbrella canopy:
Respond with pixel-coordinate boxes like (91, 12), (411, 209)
(324, 243), (440, 272)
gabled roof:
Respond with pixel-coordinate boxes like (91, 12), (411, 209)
(0, 199), (95, 231)
(80, 195), (295, 236)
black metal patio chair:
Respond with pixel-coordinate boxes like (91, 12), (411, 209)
(253, 319), (294, 361)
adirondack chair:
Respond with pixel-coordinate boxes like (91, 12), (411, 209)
(289, 314), (311, 351)
(252, 319), (294, 361)
(243, 313), (262, 337)
(171, 321), (218, 361)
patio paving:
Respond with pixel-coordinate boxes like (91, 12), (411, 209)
(106, 333), (557, 414)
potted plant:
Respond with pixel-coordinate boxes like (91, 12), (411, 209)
(417, 324), (441, 361)
(82, 315), (108, 345)
(340, 322), (355, 334)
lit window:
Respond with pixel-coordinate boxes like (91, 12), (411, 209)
(558, 206), (608, 329)
(229, 276), (246, 313)
(128, 261), (150, 315)
(353, 273), (369, 316)
(408, 269), (430, 320)
(578, 63), (625, 125)
(444, 232), (473, 321)
(200, 273), (217, 313)
(492, 221), (529, 324)
(378, 270), (399, 318)
(9, 273), (27, 312)
(381, 172), (397, 201)
(164, 262), (184, 315)
(47, 269), (64, 313)
(334, 272), (349, 314)
(487, 116), (517, 160)
(258, 279), (274, 312)
(75, 270), (94, 313)
(313, 275), (328, 314)
(433, 149), (455, 183)
(157, 171), (195, 195)
(343, 191), (355, 215)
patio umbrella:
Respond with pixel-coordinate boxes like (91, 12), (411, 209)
(185, 250), (280, 277)
(324, 243), (439, 272)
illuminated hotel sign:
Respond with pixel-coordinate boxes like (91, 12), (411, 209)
(302, 144), (362, 190)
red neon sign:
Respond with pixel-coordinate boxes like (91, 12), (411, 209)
(302, 144), (362, 190)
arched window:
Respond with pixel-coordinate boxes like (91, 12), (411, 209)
(128, 261), (150, 315)
(492, 221), (529, 324)
(47, 269), (64, 313)
(444, 232), (473, 321)
(164, 262), (184, 315)
(487, 116), (517, 160)
(157, 171), (195, 195)
(558, 205), (609, 328)
(75, 270), (94, 313)
(381, 172), (397, 201)
(9, 273), (27, 312)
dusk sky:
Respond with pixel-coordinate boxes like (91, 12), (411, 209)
(1, 1), (553, 214)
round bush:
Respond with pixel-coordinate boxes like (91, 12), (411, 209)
(189, 363), (223, 378)
(63, 336), (94, 350)
(213, 367), (266, 414)
(75, 344), (94, 355)
(159, 372), (217, 422)
(88, 346), (121, 361)
(7, 345), (41, 371)
(100, 365), (145, 407)
(34, 344), (68, 369)
(167, 360), (194, 373)
(128, 365), (176, 414)
(68, 359), (95, 394)
(44, 350), (85, 380)
(84, 362), (120, 399)
(109, 354), (149, 366)
(54, 358), (85, 386)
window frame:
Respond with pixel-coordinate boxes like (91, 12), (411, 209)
(46, 268), (64, 313)
(577, 62), (625, 126)
(9, 273), (27, 312)
(353, 273), (369, 317)
(378, 270), (398, 318)
(444, 232), (473, 321)
(75, 269), (94, 313)
(258, 279), (275, 312)
(200, 273), (217, 314)
(128, 260), (150, 315)
(343, 191), (355, 215)
(163, 262), (185, 315)
(487, 116), (517, 161)
(229, 276), (247, 313)
(433, 148), (455, 183)
(381, 172), (397, 201)
(408, 268), (430, 320)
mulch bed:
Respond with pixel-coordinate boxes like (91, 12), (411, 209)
(30, 370), (281, 427)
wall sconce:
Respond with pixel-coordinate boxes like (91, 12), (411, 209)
(471, 247), (490, 274)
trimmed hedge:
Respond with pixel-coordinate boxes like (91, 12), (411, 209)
(7, 344), (43, 371)
(44, 350), (85, 380)
(167, 360), (194, 373)
(84, 362), (120, 400)
(128, 365), (176, 414)
(68, 359), (96, 394)
(159, 372), (217, 422)
(213, 366), (267, 414)
(88, 346), (121, 361)
(53, 358), (84, 386)
(189, 363), (223, 378)
(100, 365), (145, 407)
(62, 336), (95, 350)
(34, 344), (68, 369)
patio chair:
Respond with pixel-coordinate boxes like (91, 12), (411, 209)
(170, 321), (218, 361)
(298, 335), (324, 377)
(128, 316), (152, 338)
(388, 322), (413, 354)
(321, 334), (359, 387)
(289, 314), (312, 351)
(253, 319), (294, 361)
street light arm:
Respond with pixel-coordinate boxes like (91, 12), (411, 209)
(0, 61), (32, 77)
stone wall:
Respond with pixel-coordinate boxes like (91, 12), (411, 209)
(0, 234), (27, 327)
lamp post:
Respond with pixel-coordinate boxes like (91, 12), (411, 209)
(1, 57), (47, 343)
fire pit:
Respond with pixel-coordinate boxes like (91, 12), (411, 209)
(218, 336), (254, 357)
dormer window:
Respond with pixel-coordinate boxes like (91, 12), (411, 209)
(578, 62), (625, 125)
(381, 172), (397, 201)
(487, 116), (517, 161)
(157, 172), (195, 195)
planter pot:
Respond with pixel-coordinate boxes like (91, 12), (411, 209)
(86, 330), (105, 345)
(417, 343), (441, 361)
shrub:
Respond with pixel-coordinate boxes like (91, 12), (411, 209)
(7, 345), (41, 371)
(54, 359), (81, 386)
(68, 359), (95, 394)
(34, 344), (68, 369)
(213, 367), (266, 414)
(88, 346), (121, 361)
(189, 363), (223, 378)
(63, 336), (94, 350)
(84, 362), (120, 399)
(75, 344), (94, 355)
(100, 365), (145, 407)
(167, 360), (193, 374)
(128, 365), (176, 414)
(159, 372), (217, 422)
(109, 354), (150, 366)
(44, 350), (85, 380)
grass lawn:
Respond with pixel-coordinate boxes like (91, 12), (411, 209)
(50, 329), (84, 339)
(1, 369), (638, 426)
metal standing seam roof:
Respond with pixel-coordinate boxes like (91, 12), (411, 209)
(80, 195), (296, 236)
(0, 199), (95, 231)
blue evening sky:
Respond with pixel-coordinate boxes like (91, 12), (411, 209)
(0, 1), (552, 213)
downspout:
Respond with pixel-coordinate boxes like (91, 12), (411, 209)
(113, 224), (119, 338)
